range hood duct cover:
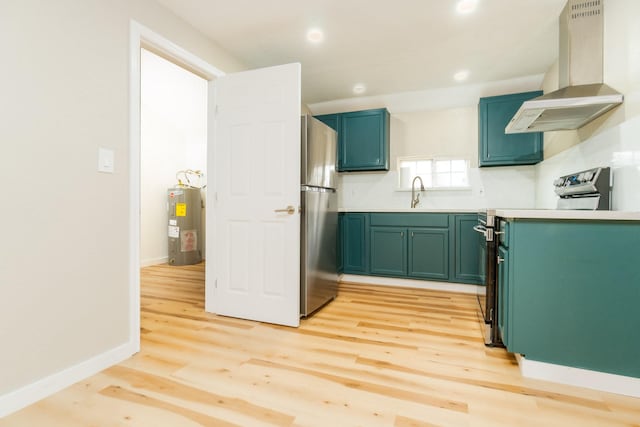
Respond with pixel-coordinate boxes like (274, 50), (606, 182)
(505, 0), (623, 134)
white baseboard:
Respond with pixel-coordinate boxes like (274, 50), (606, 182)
(140, 256), (168, 267)
(339, 274), (483, 295)
(517, 355), (640, 398)
(0, 341), (137, 418)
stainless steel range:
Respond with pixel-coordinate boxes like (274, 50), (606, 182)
(475, 166), (612, 346)
(474, 211), (499, 346)
(554, 167), (611, 210)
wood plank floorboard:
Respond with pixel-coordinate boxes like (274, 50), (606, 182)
(2, 262), (639, 426)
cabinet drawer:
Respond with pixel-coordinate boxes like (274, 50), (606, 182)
(370, 213), (449, 228)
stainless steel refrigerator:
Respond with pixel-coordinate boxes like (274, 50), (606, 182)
(300, 115), (338, 317)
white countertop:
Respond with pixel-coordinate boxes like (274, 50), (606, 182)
(338, 208), (480, 213)
(338, 208), (640, 220)
(493, 209), (640, 221)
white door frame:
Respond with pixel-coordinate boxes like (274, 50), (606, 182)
(128, 20), (225, 351)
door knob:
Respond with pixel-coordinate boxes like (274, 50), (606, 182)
(274, 205), (295, 215)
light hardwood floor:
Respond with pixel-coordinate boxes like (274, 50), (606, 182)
(2, 262), (639, 426)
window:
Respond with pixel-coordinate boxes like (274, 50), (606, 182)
(398, 157), (469, 190)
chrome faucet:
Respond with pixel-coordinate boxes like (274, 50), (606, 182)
(411, 176), (425, 208)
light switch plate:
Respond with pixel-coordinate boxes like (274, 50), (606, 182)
(98, 147), (114, 173)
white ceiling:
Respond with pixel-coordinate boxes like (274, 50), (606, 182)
(155, 0), (566, 105)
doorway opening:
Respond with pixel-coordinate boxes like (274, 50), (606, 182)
(129, 21), (225, 352)
(139, 47), (208, 327)
(140, 47), (207, 268)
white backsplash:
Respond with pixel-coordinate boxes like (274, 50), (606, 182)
(535, 115), (640, 211)
(338, 166), (537, 210)
(339, 116), (640, 212)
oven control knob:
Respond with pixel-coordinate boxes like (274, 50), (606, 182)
(583, 171), (594, 182)
(578, 173), (586, 182)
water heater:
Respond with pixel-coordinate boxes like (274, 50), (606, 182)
(167, 187), (202, 265)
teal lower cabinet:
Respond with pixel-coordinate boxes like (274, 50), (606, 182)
(342, 213), (368, 274)
(340, 212), (484, 285)
(408, 228), (449, 280)
(337, 213), (344, 274)
(497, 245), (510, 347)
(369, 225), (450, 280)
(453, 214), (484, 284)
(370, 227), (407, 276)
(500, 219), (640, 378)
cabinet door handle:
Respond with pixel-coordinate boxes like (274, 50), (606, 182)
(400, 231), (404, 237)
(411, 232), (414, 238)
(497, 256), (505, 264)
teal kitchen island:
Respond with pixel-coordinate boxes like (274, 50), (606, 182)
(493, 209), (640, 395)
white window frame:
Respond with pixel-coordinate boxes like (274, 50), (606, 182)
(397, 156), (471, 191)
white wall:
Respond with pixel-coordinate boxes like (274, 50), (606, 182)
(141, 48), (207, 266)
(337, 167), (537, 211)
(0, 0), (244, 408)
(310, 76), (546, 212)
(336, 107), (538, 210)
(536, 115), (640, 211)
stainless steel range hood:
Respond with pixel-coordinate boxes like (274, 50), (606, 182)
(505, 0), (623, 134)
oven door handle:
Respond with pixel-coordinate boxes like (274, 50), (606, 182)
(473, 225), (487, 236)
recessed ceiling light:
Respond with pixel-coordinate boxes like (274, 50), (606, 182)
(454, 70), (470, 82)
(456, 0), (478, 14)
(306, 28), (324, 44)
(352, 83), (366, 95)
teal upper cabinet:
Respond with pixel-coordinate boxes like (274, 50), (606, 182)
(340, 109), (390, 171)
(478, 91), (543, 167)
(315, 113), (339, 132)
(315, 108), (390, 172)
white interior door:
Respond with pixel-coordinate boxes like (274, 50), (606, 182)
(206, 63), (301, 327)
